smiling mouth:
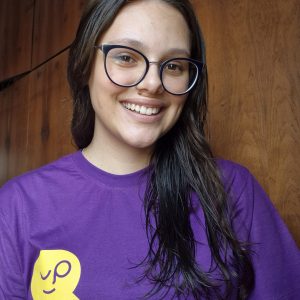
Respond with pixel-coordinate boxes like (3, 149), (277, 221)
(122, 102), (160, 116)
(43, 288), (56, 294)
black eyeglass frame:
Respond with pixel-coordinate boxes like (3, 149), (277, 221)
(94, 44), (204, 96)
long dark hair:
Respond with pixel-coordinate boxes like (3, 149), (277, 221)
(68, 0), (254, 298)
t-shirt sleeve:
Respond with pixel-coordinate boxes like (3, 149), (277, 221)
(227, 165), (300, 299)
(0, 182), (27, 299)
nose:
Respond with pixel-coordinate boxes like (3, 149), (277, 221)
(136, 63), (164, 95)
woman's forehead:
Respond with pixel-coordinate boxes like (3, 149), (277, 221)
(99, 0), (191, 53)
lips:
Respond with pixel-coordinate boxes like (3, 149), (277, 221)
(122, 102), (161, 116)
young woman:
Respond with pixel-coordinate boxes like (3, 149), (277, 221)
(0, 0), (299, 299)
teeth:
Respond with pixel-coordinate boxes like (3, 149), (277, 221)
(123, 103), (160, 116)
(134, 105), (140, 112)
(140, 106), (147, 114)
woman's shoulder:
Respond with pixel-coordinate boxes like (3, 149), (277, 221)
(215, 158), (255, 196)
(1, 151), (79, 189)
(214, 159), (270, 236)
(215, 159), (272, 209)
(0, 151), (83, 208)
(0, 151), (82, 222)
(216, 158), (251, 179)
(216, 160), (300, 299)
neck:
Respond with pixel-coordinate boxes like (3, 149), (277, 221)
(83, 138), (152, 175)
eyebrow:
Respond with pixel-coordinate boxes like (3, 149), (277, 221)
(102, 38), (191, 57)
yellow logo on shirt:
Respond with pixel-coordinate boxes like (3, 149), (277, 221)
(30, 250), (81, 299)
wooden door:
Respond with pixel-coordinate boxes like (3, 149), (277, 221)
(0, 0), (34, 81)
(193, 0), (300, 244)
(32, 0), (85, 68)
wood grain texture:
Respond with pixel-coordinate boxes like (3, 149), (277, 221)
(0, 90), (9, 184)
(0, 51), (74, 186)
(32, 0), (85, 68)
(193, 0), (300, 244)
(7, 77), (31, 179)
(0, 0), (34, 81)
(0, 76), (31, 183)
(27, 51), (74, 170)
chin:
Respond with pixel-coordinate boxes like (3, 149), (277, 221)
(124, 136), (158, 150)
(129, 141), (155, 150)
(119, 129), (161, 149)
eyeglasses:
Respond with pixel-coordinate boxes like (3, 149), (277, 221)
(94, 44), (204, 95)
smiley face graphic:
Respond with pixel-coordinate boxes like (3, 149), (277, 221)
(30, 250), (81, 299)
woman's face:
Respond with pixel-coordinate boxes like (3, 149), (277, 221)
(88, 0), (190, 153)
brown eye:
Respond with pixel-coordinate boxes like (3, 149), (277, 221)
(164, 62), (184, 75)
(109, 49), (141, 66)
(114, 54), (135, 64)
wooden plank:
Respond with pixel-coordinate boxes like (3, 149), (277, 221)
(6, 76), (30, 180)
(194, 0), (300, 244)
(0, 90), (10, 186)
(32, 0), (85, 68)
(0, 0), (34, 81)
(0, 51), (74, 184)
(27, 50), (74, 170)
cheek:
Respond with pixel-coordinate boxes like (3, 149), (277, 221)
(89, 73), (122, 109)
(89, 67), (107, 96)
(169, 96), (188, 126)
(172, 95), (188, 116)
(164, 98), (187, 132)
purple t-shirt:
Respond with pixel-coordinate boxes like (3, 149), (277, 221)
(0, 151), (299, 299)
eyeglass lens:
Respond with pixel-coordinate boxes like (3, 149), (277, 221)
(104, 47), (199, 95)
